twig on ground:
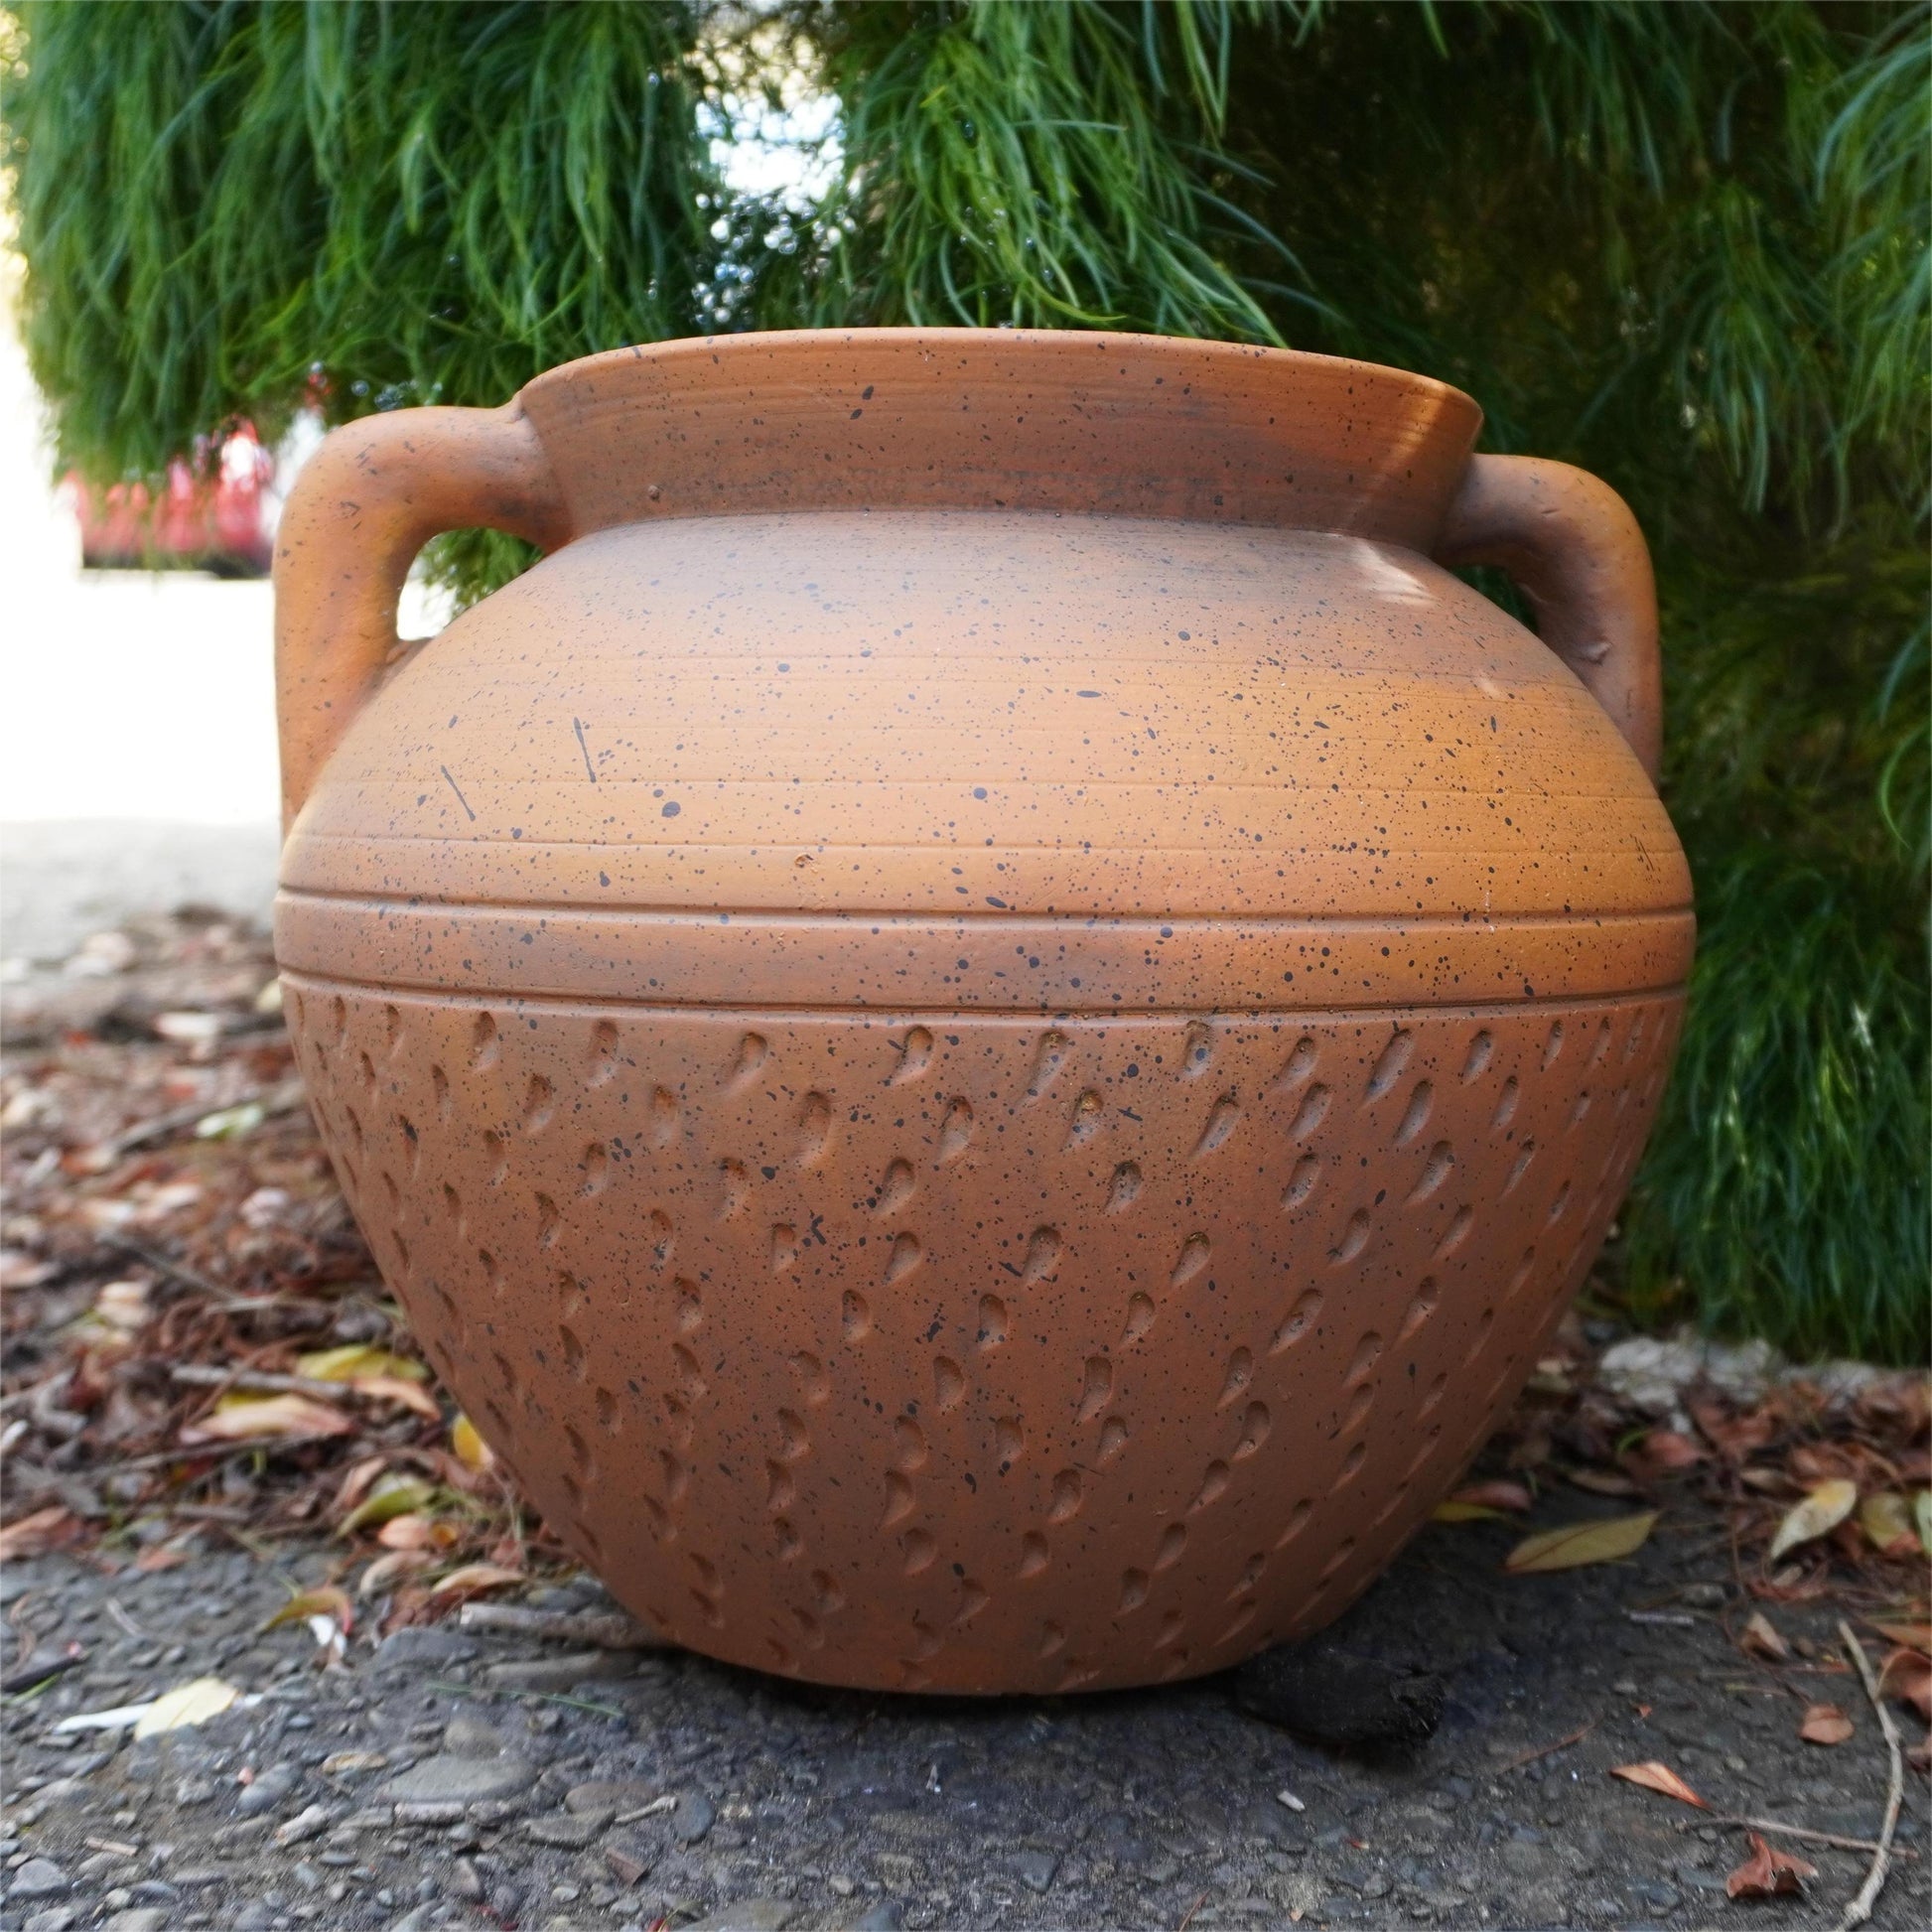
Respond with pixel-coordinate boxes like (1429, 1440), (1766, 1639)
(1833, 1620), (1904, 1930)
(102, 1235), (332, 1320)
(457, 1601), (667, 1650)
(423, 1678), (627, 1721)
(101, 1598), (153, 1643)
(1706, 1815), (1909, 1858)
(100, 1237), (231, 1304)
(168, 1363), (394, 1405)
(102, 1078), (306, 1158)
(1500, 1721), (1595, 1771)
(110, 1432), (354, 1470)
(0, 1371), (76, 1417)
(102, 1096), (247, 1159)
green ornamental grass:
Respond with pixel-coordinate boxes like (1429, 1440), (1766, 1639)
(4, 1), (1924, 1361)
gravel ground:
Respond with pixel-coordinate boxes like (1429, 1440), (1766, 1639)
(4, 1483), (1923, 1932)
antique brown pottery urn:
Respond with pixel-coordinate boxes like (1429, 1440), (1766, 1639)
(273, 330), (1692, 1693)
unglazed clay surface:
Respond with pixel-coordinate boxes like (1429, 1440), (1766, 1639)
(273, 330), (1692, 1692)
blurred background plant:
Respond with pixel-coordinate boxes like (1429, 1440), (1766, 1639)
(5, 0), (1925, 1362)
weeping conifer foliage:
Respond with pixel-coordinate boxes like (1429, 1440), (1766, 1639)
(5, 0), (1925, 1359)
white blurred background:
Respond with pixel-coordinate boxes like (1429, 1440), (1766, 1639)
(0, 83), (831, 967)
(0, 256), (445, 965)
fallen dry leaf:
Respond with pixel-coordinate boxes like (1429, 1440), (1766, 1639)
(1505, 1511), (1658, 1575)
(1858, 1490), (1918, 1557)
(1568, 1466), (1641, 1498)
(1869, 1619), (1932, 1657)
(1691, 1400), (1776, 1464)
(1452, 1480), (1534, 1512)
(181, 1391), (354, 1444)
(338, 1473), (435, 1535)
(261, 1587), (352, 1635)
(1879, 1647), (1932, 1722)
(132, 1677), (241, 1738)
(450, 1412), (495, 1471)
(375, 1513), (432, 1551)
(357, 1550), (436, 1597)
(92, 1278), (152, 1332)
(1637, 1429), (1705, 1471)
(0, 1248), (57, 1289)
(0, 1505), (74, 1561)
(1433, 1500), (1507, 1523)
(348, 1373), (441, 1421)
(1798, 1702), (1854, 1745)
(1740, 1610), (1791, 1662)
(1725, 1832), (1817, 1899)
(295, 1343), (427, 1384)
(335, 1455), (390, 1514)
(430, 1562), (525, 1596)
(1768, 1478), (1858, 1562)
(1788, 1441), (1866, 1486)
(1610, 1761), (1708, 1808)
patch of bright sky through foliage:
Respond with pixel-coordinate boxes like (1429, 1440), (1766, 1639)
(708, 81), (840, 210)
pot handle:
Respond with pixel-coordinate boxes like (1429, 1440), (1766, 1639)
(1434, 454), (1661, 780)
(274, 404), (571, 831)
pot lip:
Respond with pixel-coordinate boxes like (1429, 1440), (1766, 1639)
(513, 327), (1486, 551)
(516, 325), (1484, 426)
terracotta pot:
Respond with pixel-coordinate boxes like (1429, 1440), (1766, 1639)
(274, 330), (1691, 1693)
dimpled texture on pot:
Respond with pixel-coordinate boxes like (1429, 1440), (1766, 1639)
(274, 331), (1692, 1693)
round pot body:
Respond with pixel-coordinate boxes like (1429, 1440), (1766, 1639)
(273, 331), (1692, 1693)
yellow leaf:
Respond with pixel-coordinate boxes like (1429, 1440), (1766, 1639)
(339, 1473), (436, 1535)
(261, 1587), (352, 1633)
(1915, 1490), (1932, 1557)
(1609, 1760), (1708, 1809)
(182, 1392), (354, 1444)
(1768, 1479), (1858, 1562)
(1859, 1491), (1915, 1553)
(1505, 1511), (1658, 1574)
(348, 1373), (441, 1420)
(430, 1563), (524, 1596)
(296, 1344), (427, 1384)
(132, 1678), (240, 1738)
(450, 1412), (495, 1472)
(1432, 1501), (1506, 1523)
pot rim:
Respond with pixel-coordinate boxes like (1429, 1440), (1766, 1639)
(513, 327), (1486, 555)
(520, 326), (1483, 424)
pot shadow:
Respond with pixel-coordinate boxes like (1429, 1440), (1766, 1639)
(625, 1491), (1698, 1776)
